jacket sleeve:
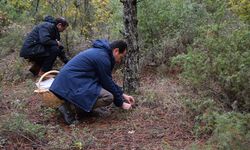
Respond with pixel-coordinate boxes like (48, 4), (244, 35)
(38, 25), (58, 46)
(95, 58), (124, 107)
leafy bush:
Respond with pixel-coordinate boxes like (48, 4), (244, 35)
(1, 56), (27, 83)
(208, 112), (250, 149)
(171, 0), (250, 111)
(2, 113), (46, 140)
(173, 27), (250, 111)
(229, 0), (250, 24)
(0, 11), (11, 36)
(0, 0), (30, 22)
(0, 24), (26, 57)
(184, 98), (250, 149)
(184, 98), (219, 116)
(107, 0), (124, 40)
(172, 48), (209, 86)
(137, 0), (208, 66)
(184, 98), (220, 136)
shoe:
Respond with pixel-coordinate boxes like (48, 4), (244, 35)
(75, 106), (88, 119)
(29, 63), (41, 76)
(93, 107), (111, 118)
(58, 103), (77, 125)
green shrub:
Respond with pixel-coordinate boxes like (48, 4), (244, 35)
(184, 98), (220, 137)
(173, 27), (250, 111)
(171, 0), (250, 110)
(0, 1), (31, 23)
(0, 23), (26, 57)
(208, 112), (250, 150)
(107, 0), (124, 40)
(2, 113), (46, 140)
(0, 10), (11, 36)
(184, 98), (250, 149)
(172, 48), (210, 87)
(1, 57), (27, 83)
(229, 0), (250, 24)
(184, 98), (219, 116)
(137, 0), (208, 66)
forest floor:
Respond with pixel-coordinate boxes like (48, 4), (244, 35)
(0, 52), (207, 149)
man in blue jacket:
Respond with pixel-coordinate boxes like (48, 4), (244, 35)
(50, 39), (135, 125)
(20, 17), (69, 76)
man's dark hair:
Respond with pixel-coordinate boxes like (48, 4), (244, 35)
(55, 17), (69, 27)
(110, 40), (127, 53)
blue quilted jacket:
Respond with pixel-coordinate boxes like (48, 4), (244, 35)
(50, 39), (124, 112)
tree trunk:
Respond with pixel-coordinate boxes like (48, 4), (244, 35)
(122, 0), (140, 94)
(83, 0), (92, 38)
(34, 0), (40, 15)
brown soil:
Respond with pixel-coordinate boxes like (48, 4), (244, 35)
(0, 55), (204, 149)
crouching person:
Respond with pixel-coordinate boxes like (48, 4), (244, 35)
(20, 17), (69, 76)
(49, 39), (135, 125)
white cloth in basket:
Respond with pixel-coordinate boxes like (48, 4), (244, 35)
(36, 78), (55, 90)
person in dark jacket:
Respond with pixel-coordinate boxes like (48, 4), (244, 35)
(44, 15), (56, 24)
(20, 17), (69, 76)
(50, 39), (135, 125)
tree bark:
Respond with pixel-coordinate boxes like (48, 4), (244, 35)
(122, 0), (140, 94)
(34, 0), (40, 15)
(83, 0), (93, 38)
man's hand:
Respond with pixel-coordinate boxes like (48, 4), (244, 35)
(56, 39), (62, 47)
(122, 102), (132, 110)
(123, 94), (135, 105)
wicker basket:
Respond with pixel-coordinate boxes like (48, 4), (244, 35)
(34, 70), (63, 108)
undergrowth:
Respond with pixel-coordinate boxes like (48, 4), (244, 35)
(184, 98), (250, 149)
(1, 113), (46, 140)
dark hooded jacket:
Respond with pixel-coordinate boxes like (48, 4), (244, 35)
(20, 22), (60, 58)
(49, 39), (124, 112)
(44, 15), (56, 24)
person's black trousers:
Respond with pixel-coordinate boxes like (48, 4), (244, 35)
(29, 46), (61, 74)
(40, 46), (61, 72)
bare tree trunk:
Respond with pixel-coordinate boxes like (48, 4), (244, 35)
(83, 0), (93, 39)
(121, 0), (140, 94)
(65, 30), (70, 55)
(34, 0), (40, 15)
(73, 0), (80, 28)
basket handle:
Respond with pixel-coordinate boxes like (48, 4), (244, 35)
(37, 70), (59, 89)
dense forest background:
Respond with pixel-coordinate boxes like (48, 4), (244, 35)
(0, 0), (249, 149)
